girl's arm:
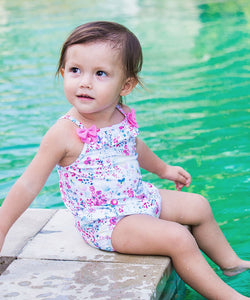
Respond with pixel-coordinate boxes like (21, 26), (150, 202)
(0, 123), (67, 252)
(136, 138), (191, 191)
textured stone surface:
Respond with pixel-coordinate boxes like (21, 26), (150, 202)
(0, 209), (185, 299)
(1, 208), (57, 257)
(0, 256), (15, 275)
(20, 210), (171, 266)
(0, 259), (167, 299)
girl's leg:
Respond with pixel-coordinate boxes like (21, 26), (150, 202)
(158, 189), (250, 275)
(111, 215), (248, 299)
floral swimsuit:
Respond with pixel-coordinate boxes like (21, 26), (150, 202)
(57, 105), (161, 251)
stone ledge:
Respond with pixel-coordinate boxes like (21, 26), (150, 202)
(0, 209), (185, 299)
(0, 256), (15, 275)
(0, 259), (168, 299)
(1, 208), (57, 258)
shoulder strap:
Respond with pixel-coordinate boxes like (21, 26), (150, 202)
(116, 104), (128, 117)
(60, 115), (84, 128)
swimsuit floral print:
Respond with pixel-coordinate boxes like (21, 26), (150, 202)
(57, 105), (161, 251)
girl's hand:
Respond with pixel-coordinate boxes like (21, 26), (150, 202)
(135, 138), (191, 191)
(160, 164), (191, 191)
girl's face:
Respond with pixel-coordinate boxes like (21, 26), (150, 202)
(61, 42), (134, 118)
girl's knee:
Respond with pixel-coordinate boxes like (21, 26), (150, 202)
(195, 194), (214, 222)
(167, 223), (196, 254)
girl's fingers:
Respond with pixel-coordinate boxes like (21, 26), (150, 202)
(179, 168), (191, 186)
(175, 181), (185, 191)
(175, 168), (191, 190)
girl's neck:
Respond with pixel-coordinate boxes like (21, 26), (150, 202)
(68, 105), (124, 129)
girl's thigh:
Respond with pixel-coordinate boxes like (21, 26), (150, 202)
(158, 189), (213, 225)
(111, 214), (194, 255)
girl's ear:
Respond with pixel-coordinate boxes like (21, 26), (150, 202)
(60, 68), (65, 78)
(120, 77), (138, 96)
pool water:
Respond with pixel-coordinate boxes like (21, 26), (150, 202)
(0, 0), (249, 298)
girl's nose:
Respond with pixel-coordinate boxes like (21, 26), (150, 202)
(80, 74), (92, 89)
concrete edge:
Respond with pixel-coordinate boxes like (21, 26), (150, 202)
(0, 209), (186, 299)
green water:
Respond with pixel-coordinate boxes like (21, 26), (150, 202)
(0, 0), (249, 298)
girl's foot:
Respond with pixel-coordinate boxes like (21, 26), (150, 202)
(222, 260), (250, 277)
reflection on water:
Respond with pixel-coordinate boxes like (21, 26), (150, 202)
(0, 0), (249, 298)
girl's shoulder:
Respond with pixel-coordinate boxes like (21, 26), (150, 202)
(53, 117), (83, 147)
(51, 117), (84, 166)
(41, 119), (81, 159)
(40, 120), (72, 153)
(49, 117), (77, 139)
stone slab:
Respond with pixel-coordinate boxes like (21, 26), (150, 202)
(0, 209), (185, 299)
(0, 258), (167, 299)
(20, 209), (171, 266)
(1, 209), (57, 257)
(0, 256), (15, 275)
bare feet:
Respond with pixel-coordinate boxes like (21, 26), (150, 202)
(222, 260), (250, 277)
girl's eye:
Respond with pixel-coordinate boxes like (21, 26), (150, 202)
(96, 70), (107, 77)
(71, 67), (80, 74)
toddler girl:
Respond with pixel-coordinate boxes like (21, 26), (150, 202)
(0, 21), (249, 299)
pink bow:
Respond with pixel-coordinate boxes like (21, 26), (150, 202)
(127, 108), (138, 128)
(77, 125), (100, 144)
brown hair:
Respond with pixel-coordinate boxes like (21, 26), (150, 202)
(56, 21), (143, 103)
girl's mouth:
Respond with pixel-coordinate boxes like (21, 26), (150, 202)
(77, 94), (94, 100)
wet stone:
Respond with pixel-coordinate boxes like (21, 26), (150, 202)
(0, 209), (186, 299)
(0, 257), (16, 275)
